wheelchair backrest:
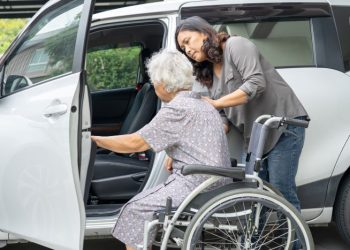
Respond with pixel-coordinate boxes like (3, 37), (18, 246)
(245, 121), (271, 175)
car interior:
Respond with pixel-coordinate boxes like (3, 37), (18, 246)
(214, 21), (314, 67)
(84, 21), (165, 216)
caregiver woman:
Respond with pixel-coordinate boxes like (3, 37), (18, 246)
(175, 16), (309, 211)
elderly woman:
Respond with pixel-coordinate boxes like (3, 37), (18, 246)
(91, 49), (231, 250)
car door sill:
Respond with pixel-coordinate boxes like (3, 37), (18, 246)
(86, 204), (124, 217)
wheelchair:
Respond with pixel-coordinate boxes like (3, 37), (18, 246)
(141, 115), (314, 250)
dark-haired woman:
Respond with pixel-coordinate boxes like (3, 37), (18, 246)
(175, 16), (309, 211)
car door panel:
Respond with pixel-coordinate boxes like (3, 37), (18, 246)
(91, 168), (148, 200)
(0, 73), (83, 250)
(0, 0), (94, 249)
(81, 85), (93, 201)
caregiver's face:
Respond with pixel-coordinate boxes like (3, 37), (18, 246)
(177, 30), (208, 62)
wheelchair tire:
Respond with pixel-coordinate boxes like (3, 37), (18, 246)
(182, 188), (314, 250)
(262, 180), (283, 196)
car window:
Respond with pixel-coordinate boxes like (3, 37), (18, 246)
(1, 0), (83, 96)
(86, 45), (142, 91)
(332, 6), (350, 72)
(214, 20), (313, 67)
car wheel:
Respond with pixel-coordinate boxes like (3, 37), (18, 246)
(334, 174), (350, 245)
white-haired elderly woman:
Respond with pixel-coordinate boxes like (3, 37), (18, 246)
(91, 49), (231, 250)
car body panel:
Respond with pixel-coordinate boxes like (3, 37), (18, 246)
(333, 136), (350, 177)
(277, 67), (350, 221)
(307, 207), (333, 224)
(278, 68), (350, 185)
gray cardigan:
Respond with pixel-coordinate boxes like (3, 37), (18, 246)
(209, 36), (308, 153)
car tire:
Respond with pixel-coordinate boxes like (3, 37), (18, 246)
(334, 174), (350, 245)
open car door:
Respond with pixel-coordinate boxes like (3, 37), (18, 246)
(0, 0), (94, 249)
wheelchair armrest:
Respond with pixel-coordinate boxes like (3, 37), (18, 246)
(181, 165), (245, 181)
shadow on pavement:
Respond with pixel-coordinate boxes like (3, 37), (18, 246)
(2, 222), (349, 250)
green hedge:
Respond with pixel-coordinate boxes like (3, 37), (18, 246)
(86, 47), (141, 91)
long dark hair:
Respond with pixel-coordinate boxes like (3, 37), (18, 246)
(175, 16), (230, 88)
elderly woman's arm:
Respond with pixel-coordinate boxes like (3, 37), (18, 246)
(91, 133), (150, 154)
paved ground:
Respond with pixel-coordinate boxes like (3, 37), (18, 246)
(311, 223), (349, 250)
(2, 222), (349, 250)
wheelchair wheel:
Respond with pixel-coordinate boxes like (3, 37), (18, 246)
(262, 180), (283, 196)
(182, 188), (314, 250)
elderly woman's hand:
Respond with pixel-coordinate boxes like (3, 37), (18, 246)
(91, 136), (99, 145)
(165, 156), (173, 172)
(90, 134), (150, 153)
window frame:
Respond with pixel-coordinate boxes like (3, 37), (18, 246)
(179, 2), (346, 71)
(86, 45), (143, 92)
(180, 2), (332, 23)
(86, 19), (167, 92)
(0, 0), (94, 98)
(331, 5), (350, 72)
(213, 19), (315, 68)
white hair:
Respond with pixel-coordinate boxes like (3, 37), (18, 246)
(146, 49), (194, 93)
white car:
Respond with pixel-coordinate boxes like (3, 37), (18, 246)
(0, 0), (350, 249)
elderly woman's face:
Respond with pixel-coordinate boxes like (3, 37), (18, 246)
(177, 30), (208, 62)
(153, 82), (176, 103)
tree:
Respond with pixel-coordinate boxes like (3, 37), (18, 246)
(0, 19), (28, 54)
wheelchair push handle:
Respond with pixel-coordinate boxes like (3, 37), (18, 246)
(256, 115), (309, 129)
(282, 117), (309, 128)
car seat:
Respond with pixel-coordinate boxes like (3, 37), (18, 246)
(91, 48), (158, 202)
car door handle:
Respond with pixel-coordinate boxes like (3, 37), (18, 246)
(44, 103), (68, 117)
(131, 172), (146, 182)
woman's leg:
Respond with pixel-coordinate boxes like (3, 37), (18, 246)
(260, 124), (305, 211)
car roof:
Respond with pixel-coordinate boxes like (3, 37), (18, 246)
(92, 0), (186, 21)
(92, 0), (348, 22)
(327, 0), (350, 6)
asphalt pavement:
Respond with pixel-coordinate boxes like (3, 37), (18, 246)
(2, 222), (349, 250)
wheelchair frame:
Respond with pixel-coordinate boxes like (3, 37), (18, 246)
(140, 115), (311, 250)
